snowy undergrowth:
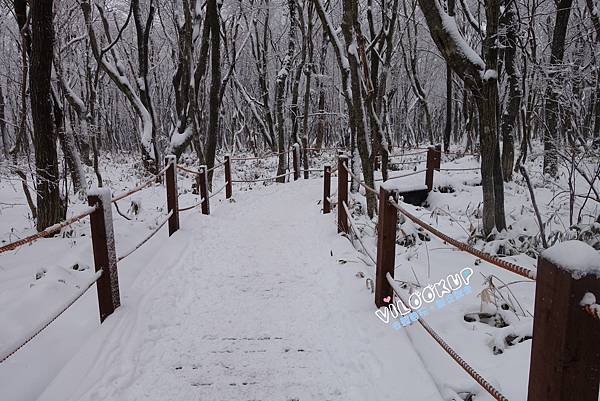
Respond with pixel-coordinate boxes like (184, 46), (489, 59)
(340, 146), (599, 400)
(1, 146), (597, 401)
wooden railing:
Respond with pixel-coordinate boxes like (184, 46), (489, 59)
(323, 152), (600, 401)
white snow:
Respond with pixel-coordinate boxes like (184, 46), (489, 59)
(29, 180), (444, 401)
(1, 145), (598, 401)
(542, 240), (600, 277)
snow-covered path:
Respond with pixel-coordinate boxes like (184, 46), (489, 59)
(36, 180), (444, 401)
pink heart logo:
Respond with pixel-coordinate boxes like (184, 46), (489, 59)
(383, 296), (391, 303)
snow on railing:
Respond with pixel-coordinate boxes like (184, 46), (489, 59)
(324, 151), (600, 401)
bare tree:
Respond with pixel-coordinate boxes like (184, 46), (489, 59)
(30, 0), (64, 231)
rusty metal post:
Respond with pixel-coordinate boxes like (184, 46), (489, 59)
(323, 164), (331, 214)
(527, 242), (600, 401)
(197, 165), (210, 215)
(165, 155), (180, 236)
(293, 143), (300, 181)
(88, 188), (120, 323)
(375, 186), (398, 308)
(224, 155), (232, 199)
(337, 154), (349, 234)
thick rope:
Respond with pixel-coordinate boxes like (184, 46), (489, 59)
(178, 198), (205, 212)
(439, 167), (480, 172)
(388, 198), (536, 280)
(209, 182), (228, 199)
(117, 211), (173, 262)
(231, 171), (293, 183)
(0, 270), (103, 364)
(206, 161), (226, 173)
(112, 164), (169, 203)
(341, 163), (379, 197)
(177, 164), (200, 175)
(386, 274), (509, 401)
(0, 206), (98, 254)
(374, 169), (426, 182)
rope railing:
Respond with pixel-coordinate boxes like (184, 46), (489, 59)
(387, 198), (536, 280)
(177, 164), (200, 175)
(341, 162), (379, 197)
(386, 273), (510, 401)
(0, 205), (99, 254)
(374, 169), (426, 182)
(342, 201), (377, 266)
(230, 149), (292, 161)
(0, 269), (104, 364)
(207, 161), (226, 173)
(117, 211), (173, 262)
(388, 150), (429, 157)
(178, 198), (205, 212)
(439, 167), (480, 172)
(209, 182), (228, 199)
(388, 158), (426, 165)
(111, 164), (170, 203)
(231, 171), (293, 183)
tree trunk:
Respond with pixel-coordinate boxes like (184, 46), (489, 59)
(543, 0), (573, 175)
(275, 0), (296, 183)
(205, 0), (222, 187)
(444, 63), (452, 152)
(31, 0), (64, 231)
(315, 31), (329, 149)
(499, 2), (520, 181)
(133, 0), (159, 172)
(0, 83), (8, 158)
(342, 0), (376, 217)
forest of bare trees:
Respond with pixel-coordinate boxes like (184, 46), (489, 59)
(0, 0), (598, 236)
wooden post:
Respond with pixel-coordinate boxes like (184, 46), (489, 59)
(434, 144), (441, 170)
(224, 155), (232, 199)
(375, 186), (398, 308)
(337, 154), (349, 234)
(425, 145), (441, 191)
(302, 145), (309, 180)
(88, 188), (120, 323)
(198, 165), (210, 215)
(165, 155), (180, 236)
(293, 143), (300, 180)
(323, 164), (331, 214)
(527, 241), (600, 401)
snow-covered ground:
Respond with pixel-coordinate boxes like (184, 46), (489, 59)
(0, 147), (598, 400)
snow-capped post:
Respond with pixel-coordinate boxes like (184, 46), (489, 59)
(224, 155), (232, 199)
(374, 155), (381, 171)
(527, 241), (600, 401)
(337, 154), (349, 234)
(88, 188), (120, 323)
(425, 144), (441, 191)
(198, 165), (210, 215)
(165, 155), (180, 236)
(323, 164), (331, 214)
(375, 186), (398, 308)
(293, 143), (301, 180)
